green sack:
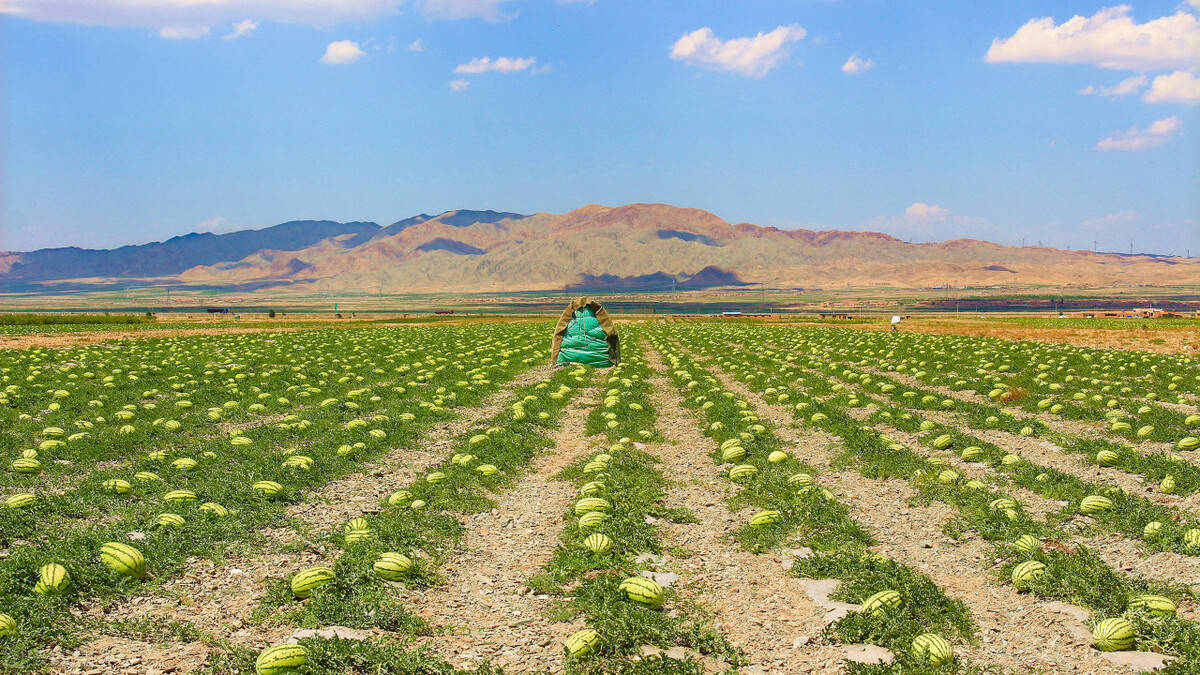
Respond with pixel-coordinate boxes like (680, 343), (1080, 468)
(557, 308), (612, 367)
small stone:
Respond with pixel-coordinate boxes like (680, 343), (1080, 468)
(640, 571), (679, 587)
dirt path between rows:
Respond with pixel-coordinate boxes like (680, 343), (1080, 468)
(642, 344), (844, 673)
(679, 341), (1130, 674)
(402, 382), (602, 673)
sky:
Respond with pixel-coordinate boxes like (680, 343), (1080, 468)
(2, 0), (1197, 255)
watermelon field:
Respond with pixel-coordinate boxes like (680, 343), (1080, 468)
(1, 320), (1199, 674)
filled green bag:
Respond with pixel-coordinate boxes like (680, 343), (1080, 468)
(556, 308), (611, 367)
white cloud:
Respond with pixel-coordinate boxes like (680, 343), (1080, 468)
(407, 39), (424, 52)
(985, 6), (1200, 71)
(1096, 115), (1182, 151)
(1078, 74), (1146, 97)
(670, 24), (806, 78)
(448, 79), (470, 92)
(869, 204), (1001, 244)
(841, 53), (874, 74)
(321, 39), (365, 64)
(904, 203), (951, 221)
(454, 56), (535, 74)
(1143, 70), (1200, 103)
(420, 0), (514, 22)
(223, 19), (258, 40)
(159, 25), (209, 39)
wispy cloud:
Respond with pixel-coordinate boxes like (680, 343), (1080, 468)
(454, 56), (535, 74)
(1077, 74), (1146, 97)
(223, 19), (258, 40)
(1096, 116), (1182, 151)
(904, 203), (950, 221)
(841, 53), (874, 74)
(448, 79), (470, 92)
(984, 6), (1199, 71)
(159, 25), (209, 39)
(670, 24), (806, 78)
(1143, 70), (1200, 103)
(407, 39), (424, 52)
(321, 40), (366, 65)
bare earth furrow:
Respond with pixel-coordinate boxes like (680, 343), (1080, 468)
(643, 347), (842, 673)
(402, 382), (601, 673)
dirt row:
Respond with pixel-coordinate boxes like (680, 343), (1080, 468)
(399, 382), (602, 672)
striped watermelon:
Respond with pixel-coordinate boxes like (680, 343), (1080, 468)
(373, 552), (413, 581)
(154, 513), (185, 529)
(255, 644), (308, 675)
(578, 511), (608, 529)
(100, 542), (146, 579)
(583, 533), (612, 554)
(1080, 496), (1114, 514)
(200, 502), (230, 518)
(1091, 618), (1134, 652)
(579, 481), (606, 496)
(1128, 594), (1176, 617)
(988, 498), (1016, 512)
(748, 510), (781, 527)
(171, 458), (198, 471)
(787, 473), (814, 487)
(0, 613), (15, 637)
(11, 458), (40, 474)
(475, 464), (499, 476)
(253, 481), (282, 497)
(1143, 521), (1163, 539)
(564, 628), (599, 657)
(729, 465), (758, 480)
(1013, 535), (1041, 555)
(5, 493), (35, 509)
(1183, 528), (1200, 552)
(931, 434), (954, 450)
(290, 566), (335, 598)
(960, 447), (984, 462)
(1011, 560), (1046, 588)
(34, 563), (70, 595)
(861, 589), (902, 616)
(618, 577), (664, 609)
(574, 498), (611, 516)
(102, 479), (133, 495)
(910, 633), (953, 666)
(163, 489), (197, 504)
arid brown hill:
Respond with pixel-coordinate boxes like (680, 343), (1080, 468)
(4, 204), (1195, 293)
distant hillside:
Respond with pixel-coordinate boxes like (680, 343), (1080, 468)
(0, 220), (380, 280)
(3, 204), (1197, 294)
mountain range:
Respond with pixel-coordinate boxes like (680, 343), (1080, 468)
(3, 204), (1195, 294)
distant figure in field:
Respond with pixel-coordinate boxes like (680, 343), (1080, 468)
(890, 315), (902, 332)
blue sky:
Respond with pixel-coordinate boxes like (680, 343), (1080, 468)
(3, 0), (1197, 255)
